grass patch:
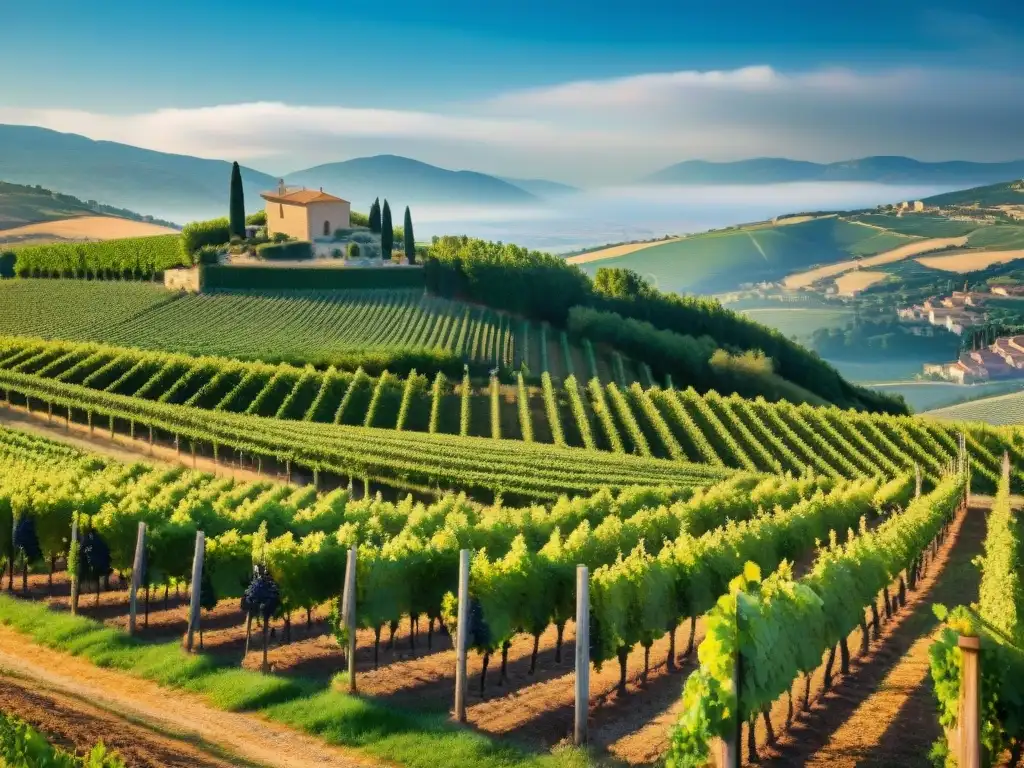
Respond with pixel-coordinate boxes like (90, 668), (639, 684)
(0, 596), (595, 768)
(849, 214), (982, 238)
(967, 224), (1024, 250)
(579, 216), (908, 293)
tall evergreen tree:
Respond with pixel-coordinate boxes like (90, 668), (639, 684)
(229, 161), (246, 238)
(369, 198), (381, 233)
(381, 200), (394, 259)
(403, 206), (416, 264)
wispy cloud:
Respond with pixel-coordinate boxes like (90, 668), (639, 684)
(2, 63), (1022, 183)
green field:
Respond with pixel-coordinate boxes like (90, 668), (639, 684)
(826, 357), (940, 383)
(578, 217), (909, 293)
(966, 224), (1024, 250)
(736, 306), (854, 340)
(925, 387), (1024, 424)
(872, 380), (1024, 413)
(848, 213), (982, 238)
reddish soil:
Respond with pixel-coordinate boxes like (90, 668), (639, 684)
(0, 624), (373, 768)
(751, 499), (988, 767)
(0, 675), (241, 768)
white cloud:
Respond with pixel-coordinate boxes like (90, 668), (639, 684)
(2, 64), (1022, 184)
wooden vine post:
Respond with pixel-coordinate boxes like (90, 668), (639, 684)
(69, 515), (80, 615)
(713, 604), (741, 768)
(914, 463), (922, 499)
(128, 522), (147, 636)
(574, 565), (590, 746)
(184, 531), (206, 652)
(454, 548), (470, 723)
(956, 635), (982, 768)
(341, 545), (357, 693)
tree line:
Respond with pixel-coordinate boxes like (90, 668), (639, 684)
(423, 236), (907, 414)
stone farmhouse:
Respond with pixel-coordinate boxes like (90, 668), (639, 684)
(260, 181), (351, 241)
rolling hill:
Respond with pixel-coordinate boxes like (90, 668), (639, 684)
(0, 125), (276, 224)
(0, 180), (177, 230)
(284, 155), (538, 209)
(924, 388), (1024, 425)
(923, 179), (1024, 207)
(0, 125), (560, 224)
(646, 155), (1024, 186)
(573, 216), (910, 294)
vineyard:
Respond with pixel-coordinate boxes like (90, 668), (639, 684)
(0, 423), (925, 759)
(0, 258), (1022, 767)
(0, 335), (1017, 498)
(11, 234), (187, 279)
(0, 281), (637, 378)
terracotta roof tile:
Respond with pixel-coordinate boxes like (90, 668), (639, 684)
(260, 189), (349, 205)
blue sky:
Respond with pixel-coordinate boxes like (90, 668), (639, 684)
(2, 0), (1022, 182)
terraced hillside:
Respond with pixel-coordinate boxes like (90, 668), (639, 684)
(0, 281), (636, 381)
(0, 336), (1016, 498)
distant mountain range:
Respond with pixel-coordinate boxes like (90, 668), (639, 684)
(3, 124), (1022, 226)
(284, 155), (539, 210)
(0, 125), (575, 224)
(645, 156), (1024, 186)
(0, 125), (277, 225)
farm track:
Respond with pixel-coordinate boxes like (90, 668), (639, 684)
(756, 497), (988, 766)
(8, 565), (703, 760)
(0, 673), (246, 768)
(0, 624), (376, 768)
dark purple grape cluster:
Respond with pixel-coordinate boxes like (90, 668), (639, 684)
(244, 564), (280, 620)
(467, 597), (491, 649)
(13, 516), (41, 562)
(80, 529), (111, 580)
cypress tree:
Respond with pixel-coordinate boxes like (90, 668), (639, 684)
(381, 200), (393, 259)
(369, 198), (381, 233)
(403, 206), (415, 264)
(229, 161), (246, 238)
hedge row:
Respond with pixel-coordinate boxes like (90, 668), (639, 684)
(201, 264), (425, 291)
(256, 241), (313, 260)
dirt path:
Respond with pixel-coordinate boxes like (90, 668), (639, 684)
(0, 402), (290, 486)
(0, 672), (248, 768)
(759, 498), (988, 766)
(0, 624), (376, 768)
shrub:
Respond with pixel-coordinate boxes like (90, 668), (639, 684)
(331, 248), (343, 259)
(271, 232), (290, 243)
(348, 243), (361, 259)
(350, 231), (378, 245)
(180, 217), (231, 257)
(0, 251), (14, 278)
(195, 244), (223, 265)
(256, 241), (313, 260)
